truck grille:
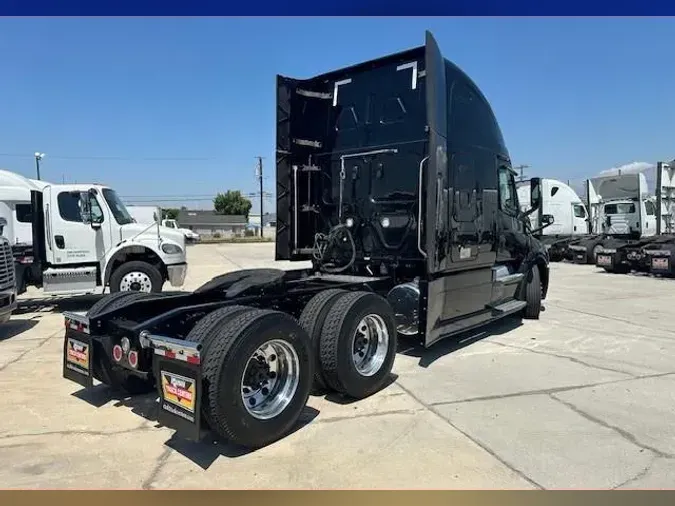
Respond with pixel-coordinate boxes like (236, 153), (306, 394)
(0, 240), (15, 290)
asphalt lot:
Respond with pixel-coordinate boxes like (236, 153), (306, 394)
(1, 242), (675, 489)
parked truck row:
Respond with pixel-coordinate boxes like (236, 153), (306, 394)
(517, 161), (675, 279)
(60, 31), (552, 450)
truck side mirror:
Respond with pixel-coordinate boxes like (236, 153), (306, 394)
(79, 190), (103, 229)
(530, 178), (542, 211)
(530, 213), (554, 234)
(0, 217), (6, 237)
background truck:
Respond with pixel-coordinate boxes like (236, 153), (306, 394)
(61, 31), (551, 450)
(593, 161), (675, 275)
(567, 161), (675, 265)
(0, 217), (18, 324)
(517, 177), (590, 261)
(0, 169), (189, 295)
(161, 218), (200, 243)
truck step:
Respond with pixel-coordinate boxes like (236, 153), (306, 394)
(490, 299), (527, 315)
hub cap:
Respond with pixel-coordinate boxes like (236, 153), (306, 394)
(241, 339), (300, 420)
(119, 272), (153, 292)
(351, 314), (389, 377)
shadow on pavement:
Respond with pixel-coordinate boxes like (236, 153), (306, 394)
(399, 315), (525, 368)
(0, 318), (38, 341)
(14, 294), (103, 316)
(72, 382), (320, 469)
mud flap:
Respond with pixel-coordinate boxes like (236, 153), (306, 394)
(62, 312), (94, 389)
(147, 333), (204, 442)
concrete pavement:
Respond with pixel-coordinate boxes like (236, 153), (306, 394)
(1, 243), (674, 489)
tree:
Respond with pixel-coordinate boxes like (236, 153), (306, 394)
(162, 208), (180, 220)
(213, 190), (252, 218)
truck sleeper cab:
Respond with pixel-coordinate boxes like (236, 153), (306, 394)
(61, 31), (550, 450)
(516, 177), (590, 262)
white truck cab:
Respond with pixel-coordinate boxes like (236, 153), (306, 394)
(37, 184), (188, 294)
(587, 172), (666, 239)
(517, 178), (588, 236)
(161, 218), (200, 242)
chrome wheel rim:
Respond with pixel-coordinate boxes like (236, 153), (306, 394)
(119, 272), (153, 292)
(351, 314), (389, 377)
(241, 339), (300, 420)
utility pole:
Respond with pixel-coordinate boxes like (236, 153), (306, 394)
(34, 152), (45, 180)
(255, 156), (264, 237)
(514, 164), (529, 182)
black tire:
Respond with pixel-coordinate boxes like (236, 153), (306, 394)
(589, 243), (604, 264)
(184, 305), (257, 429)
(318, 291), (397, 400)
(522, 266), (542, 320)
(109, 261), (163, 294)
(203, 309), (313, 448)
(298, 289), (348, 395)
(87, 291), (151, 318)
(86, 291), (155, 394)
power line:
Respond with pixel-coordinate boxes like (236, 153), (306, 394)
(0, 153), (217, 161)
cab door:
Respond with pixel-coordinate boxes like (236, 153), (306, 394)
(43, 185), (108, 267)
(571, 203), (587, 235)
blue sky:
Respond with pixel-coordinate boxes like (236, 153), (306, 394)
(1, 17), (674, 210)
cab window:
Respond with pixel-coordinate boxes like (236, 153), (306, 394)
(573, 204), (586, 218)
(58, 192), (104, 223)
(498, 167), (518, 216)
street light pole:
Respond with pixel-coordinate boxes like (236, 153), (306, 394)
(255, 156), (264, 237)
(34, 152), (45, 180)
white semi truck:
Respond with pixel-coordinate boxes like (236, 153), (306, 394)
(0, 169), (188, 295)
(516, 177), (591, 261)
(568, 161), (675, 265)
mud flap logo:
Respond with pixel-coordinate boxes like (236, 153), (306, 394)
(161, 371), (196, 414)
(66, 338), (89, 373)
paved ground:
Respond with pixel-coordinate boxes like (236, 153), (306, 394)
(1, 242), (675, 489)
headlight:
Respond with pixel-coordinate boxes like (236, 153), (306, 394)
(161, 243), (183, 255)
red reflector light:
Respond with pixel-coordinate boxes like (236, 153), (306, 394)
(112, 345), (123, 362)
(128, 350), (138, 368)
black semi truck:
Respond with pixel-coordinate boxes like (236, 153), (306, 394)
(60, 31), (552, 449)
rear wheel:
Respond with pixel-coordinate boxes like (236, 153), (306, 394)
(318, 291), (397, 399)
(203, 309), (313, 449)
(591, 244), (604, 264)
(185, 305), (257, 429)
(298, 289), (348, 395)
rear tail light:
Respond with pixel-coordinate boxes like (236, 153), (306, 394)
(128, 350), (139, 369)
(112, 345), (123, 362)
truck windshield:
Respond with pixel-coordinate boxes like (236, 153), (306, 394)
(102, 189), (134, 225)
(604, 203), (636, 215)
